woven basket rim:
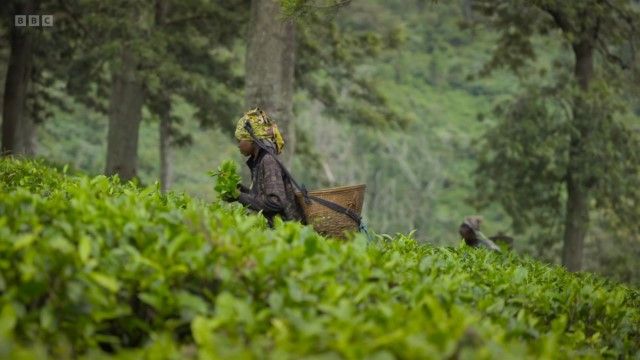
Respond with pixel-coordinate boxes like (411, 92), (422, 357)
(295, 183), (366, 196)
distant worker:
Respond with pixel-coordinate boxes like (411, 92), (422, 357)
(226, 108), (304, 227)
(458, 216), (501, 252)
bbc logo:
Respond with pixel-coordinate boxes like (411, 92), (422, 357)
(15, 15), (54, 27)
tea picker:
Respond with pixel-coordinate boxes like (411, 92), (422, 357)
(244, 120), (371, 240)
(231, 108), (371, 240)
(458, 216), (501, 252)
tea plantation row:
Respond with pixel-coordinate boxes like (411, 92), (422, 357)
(0, 159), (638, 359)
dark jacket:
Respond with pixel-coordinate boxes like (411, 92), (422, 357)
(238, 146), (304, 226)
(459, 219), (501, 252)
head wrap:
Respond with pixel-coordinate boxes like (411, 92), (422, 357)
(234, 108), (285, 154)
(463, 216), (482, 231)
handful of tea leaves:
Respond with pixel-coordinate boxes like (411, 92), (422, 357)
(209, 160), (241, 200)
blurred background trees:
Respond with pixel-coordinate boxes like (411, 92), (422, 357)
(1, 0), (639, 284)
(472, 0), (640, 271)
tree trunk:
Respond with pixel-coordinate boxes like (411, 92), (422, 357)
(461, 0), (474, 22)
(562, 168), (590, 271)
(14, 113), (37, 156)
(2, 1), (35, 157)
(245, 0), (296, 166)
(156, 0), (172, 193)
(105, 50), (144, 182)
(561, 40), (594, 272)
(159, 107), (172, 192)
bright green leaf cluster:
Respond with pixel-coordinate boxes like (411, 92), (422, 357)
(208, 159), (241, 201)
(0, 159), (639, 359)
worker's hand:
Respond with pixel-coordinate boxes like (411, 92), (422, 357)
(221, 191), (240, 203)
(237, 183), (250, 193)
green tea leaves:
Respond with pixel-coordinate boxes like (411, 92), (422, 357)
(0, 159), (639, 359)
(89, 272), (121, 293)
(209, 160), (241, 201)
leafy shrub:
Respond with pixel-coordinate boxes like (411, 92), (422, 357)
(208, 160), (241, 201)
(0, 158), (638, 359)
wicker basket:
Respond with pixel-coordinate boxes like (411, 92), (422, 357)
(295, 184), (366, 239)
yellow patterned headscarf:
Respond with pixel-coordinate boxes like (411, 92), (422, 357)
(234, 108), (285, 154)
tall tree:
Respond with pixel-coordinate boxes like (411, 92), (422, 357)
(1, 0), (80, 157)
(154, 0), (172, 192)
(245, 0), (297, 164)
(145, 0), (247, 190)
(65, 0), (247, 184)
(473, 0), (640, 271)
(246, 0), (411, 170)
(1, 1), (36, 156)
(104, 49), (145, 182)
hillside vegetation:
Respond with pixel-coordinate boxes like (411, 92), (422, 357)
(24, 0), (640, 285)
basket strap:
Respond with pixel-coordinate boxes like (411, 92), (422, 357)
(305, 193), (362, 225)
(243, 121), (363, 227)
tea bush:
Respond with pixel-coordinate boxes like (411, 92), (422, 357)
(0, 158), (638, 359)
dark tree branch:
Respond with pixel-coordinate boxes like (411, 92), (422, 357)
(597, 38), (630, 69)
(603, 0), (638, 34)
(602, 0), (638, 68)
(539, 4), (572, 33)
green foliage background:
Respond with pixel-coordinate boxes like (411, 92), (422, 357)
(5, 0), (639, 285)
